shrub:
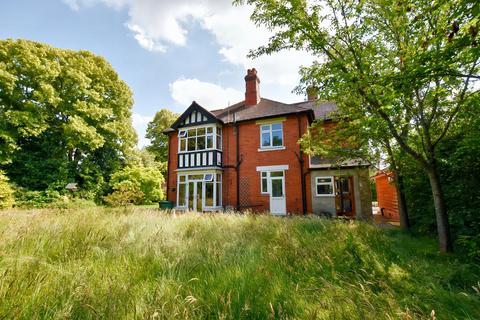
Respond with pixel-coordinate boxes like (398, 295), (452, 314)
(0, 171), (14, 209)
(103, 181), (144, 206)
(106, 166), (164, 205)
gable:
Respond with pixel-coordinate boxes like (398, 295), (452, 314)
(171, 101), (222, 130)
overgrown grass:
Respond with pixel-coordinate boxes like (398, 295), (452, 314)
(0, 208), (478, 319)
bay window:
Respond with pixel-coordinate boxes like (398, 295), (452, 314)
(178, 126), (221, 152)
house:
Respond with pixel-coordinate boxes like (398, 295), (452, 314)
(372, 171), (400, 221)
(163, 69), (372, 218)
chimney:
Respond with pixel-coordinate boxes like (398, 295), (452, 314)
(244, 68), (260, 106)
(306, 86), (319, 101)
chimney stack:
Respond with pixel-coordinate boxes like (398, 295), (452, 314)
(306, 86), (319, 101)
(244, 68), (260, 106)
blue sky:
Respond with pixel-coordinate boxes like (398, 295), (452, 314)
(0, 0), (313, 146)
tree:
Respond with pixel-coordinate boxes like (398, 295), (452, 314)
(0, 171), (14, 209)
(0, 39), (137, 193)
(237, 0), (480, 252)
(145, 109), (178, 163)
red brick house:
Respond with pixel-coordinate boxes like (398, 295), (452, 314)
(163, 69), (372, 218)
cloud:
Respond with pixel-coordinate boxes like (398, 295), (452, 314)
(132, 112), (153, 126)
(62, 0), (314, 89)
(169, 78), (243, 110)
(131, 113), (153, 147)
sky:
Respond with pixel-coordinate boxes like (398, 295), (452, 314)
(0, 0), (315, 147)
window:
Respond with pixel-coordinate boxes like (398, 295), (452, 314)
(178, 126), (221, 152)
(315, 176), (334, 196)
(261, 172), (268, 193)
(177, 175), (187, 206)
(260, 123), (283, 148)
(204, 174), (213, 181)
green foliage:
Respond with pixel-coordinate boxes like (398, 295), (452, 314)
(106, 165), (164, 205)
(13, 187), (96, 209)
(145, 109), (178, 163)
(0, 39), (137, 193)
(0, 171), (14, 209)
(0, 209), (478, 319)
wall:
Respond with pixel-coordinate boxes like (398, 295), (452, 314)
(309, 167), (373, 220)
(374, 173), (399, 221)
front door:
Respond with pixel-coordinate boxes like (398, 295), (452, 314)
(188, 181), (204, 212)
(335, 176), (355, 217)
(269, 171), (286, 215)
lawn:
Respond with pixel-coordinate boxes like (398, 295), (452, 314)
(0, 208), (479, 319)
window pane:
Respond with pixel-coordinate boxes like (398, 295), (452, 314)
(206, 127), (213, 134)
(270, 171), (283, 177)
(261, 172), (267, 178)
(197, 128), (206, 135)
(188, 137), (196, 150)
(261, 125), (270, 132)
(189, 174), (203, 180)
(197, 136), (206, 150)
(317, 184), (333, 195)
(217, 128), (222, 136)
(216, 135), (222, 149)
(272, 123), (282, 130)
(272, 130), (283, 146)
(178, 183), (186, 206)
(205, 182), (214, 207)
(206, 136), (213, 148)
(271, 179), (283, 197)
(262, 132), (271, 147)
(204, 174), (213, 181)
(187, 129), (196, 137)
(262, 177), (268, 193)
(317, 177), (332, 184)
(178, 130), (186, 137)
(179, 175), (186, 182)
(180, 139), (187, 151)
(215, 182), (221, 206)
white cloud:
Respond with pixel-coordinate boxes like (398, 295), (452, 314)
(169, 78), (243, 110)
(132, 112), (153, 126)
(63, 0), (314, 90)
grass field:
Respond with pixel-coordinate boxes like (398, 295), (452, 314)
(0, 208), (479, 319)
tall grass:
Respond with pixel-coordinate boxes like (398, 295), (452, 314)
(0, 208), (478, 319)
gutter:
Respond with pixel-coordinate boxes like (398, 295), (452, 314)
(235, 122), (241, 210)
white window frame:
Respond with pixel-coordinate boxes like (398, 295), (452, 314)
(315, 176), (335, 197)
(176, 172), (222, 209)
(259, 170), (285, 195)
(261, 172), (269, 194)
(259, 123), (284, 150)
(178, 124), (222, 153)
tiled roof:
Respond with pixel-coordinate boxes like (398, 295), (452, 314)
(211, 98), (318, 123)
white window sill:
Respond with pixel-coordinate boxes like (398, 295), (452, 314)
(314, 194), (335, 197)
(257, 146), (286, 152)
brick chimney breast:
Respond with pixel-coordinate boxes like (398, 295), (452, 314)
(244, 68), (261, 106)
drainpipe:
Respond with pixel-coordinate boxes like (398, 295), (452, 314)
(296, 113), (307, 215)
(235, 122), (241, 210)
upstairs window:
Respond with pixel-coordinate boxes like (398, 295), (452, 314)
(260, 123), (283, 148)
(179, 126), (221, 152)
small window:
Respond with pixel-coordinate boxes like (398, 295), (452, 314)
(178, 130), (187, 137)
(315, 176), (334, 196)
(261, 172), (268, 193)
(260, 123), (283, 148)
(204, 174), (214, 182)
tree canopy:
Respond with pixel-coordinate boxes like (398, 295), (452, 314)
(145, 109), (178, 163)
(237, 0), (480, 252)
(0, 39), (137, 193)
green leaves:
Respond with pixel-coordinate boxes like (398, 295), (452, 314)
(0, 39), (137, 191)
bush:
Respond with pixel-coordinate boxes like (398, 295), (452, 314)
(105, 166), (164, 205)
(0, 171), (14, 209)
(103, 181), (144, 207)
(13, 187), (96, 209)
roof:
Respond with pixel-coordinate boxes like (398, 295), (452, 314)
(211, 98), (315, 124)
(163, 98), (338, 134)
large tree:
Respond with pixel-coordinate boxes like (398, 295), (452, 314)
(145, 109), (178, 163)
(237, 0), (480, 252)
(0, 39), (137, 191)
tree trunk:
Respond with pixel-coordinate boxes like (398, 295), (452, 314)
(393, 170), (410, 230)
(426, 163), (453, 253)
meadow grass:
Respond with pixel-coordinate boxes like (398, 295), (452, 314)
(0, 208), (479, 319)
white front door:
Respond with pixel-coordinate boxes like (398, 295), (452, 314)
(187, 181), (203, 212)
(269, 172), (286, 215)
